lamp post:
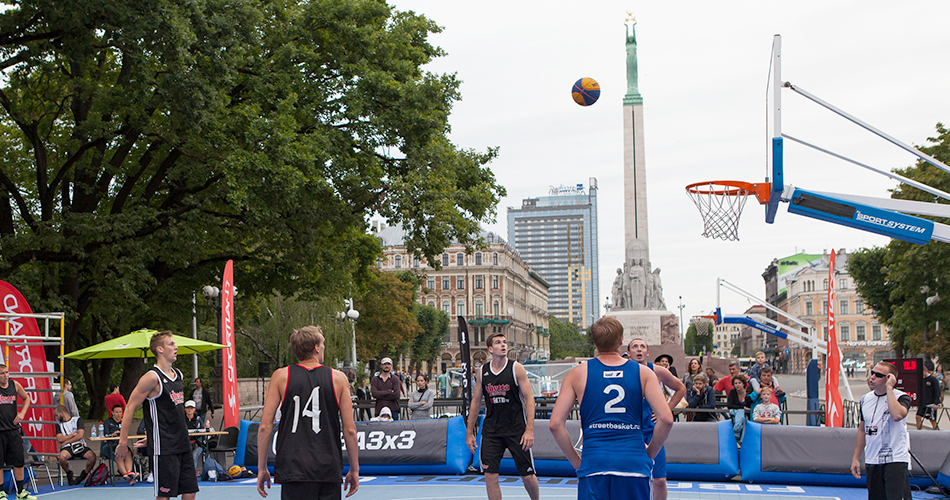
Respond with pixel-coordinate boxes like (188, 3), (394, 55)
(202, 285), (223, 402)
(677, 296), (686, 343)
(336, 299), (359, 373)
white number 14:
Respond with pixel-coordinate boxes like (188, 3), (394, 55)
(291, 386), (321, 435)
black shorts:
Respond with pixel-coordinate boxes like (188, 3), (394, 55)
(479, 433), (535, 476)
(0, 429), (24, 468)
(916, 405), (937, 420)
(61, 443), (93, 460)
(866, 462), (912, 500)
(281, 481), (341, 500)
(154, 451), (199, 498)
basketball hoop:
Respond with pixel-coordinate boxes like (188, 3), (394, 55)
(693, 315), (717, 336)
(685, 181), (771, 241)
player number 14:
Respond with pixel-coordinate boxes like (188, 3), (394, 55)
(291, 386), (321, 435)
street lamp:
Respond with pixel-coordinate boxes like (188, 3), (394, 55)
(336, 299), (359, 373)
(677, 296), (686, 342)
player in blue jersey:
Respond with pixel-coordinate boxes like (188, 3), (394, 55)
(550, 317), (673, 500)
(627, 339), (685, 500)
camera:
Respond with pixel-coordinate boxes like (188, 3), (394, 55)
(866, 426), (878, 436)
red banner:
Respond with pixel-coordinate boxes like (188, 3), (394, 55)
(0, 281), (56, 453)
(825, 251), (843, 427)
(221, 261), (239, 429)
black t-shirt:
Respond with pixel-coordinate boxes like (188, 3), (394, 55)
(727, 389), (753, 410)
(481, 359), (526, 437)
(0, 382), (19, 432)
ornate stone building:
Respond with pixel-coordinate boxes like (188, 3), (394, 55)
(375, 223), (550, 370)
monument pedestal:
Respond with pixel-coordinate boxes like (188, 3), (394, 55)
(609, 309), (679, 347)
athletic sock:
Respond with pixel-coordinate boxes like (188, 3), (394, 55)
(14, 479), (24, 492)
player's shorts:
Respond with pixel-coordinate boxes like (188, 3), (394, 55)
(579, 474), (652, 500)
(0, 429), (24, 468)
(60, 443), (93, 460)
(916, 404), (937, 420)
(154, 451), (199, 498)
(643, 431), (666, 479)
(479, 433), (536, 476)
(281, 481), (341, 500)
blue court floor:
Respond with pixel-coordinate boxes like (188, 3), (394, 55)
(19, 475), (950, 500)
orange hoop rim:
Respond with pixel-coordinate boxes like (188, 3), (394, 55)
(685, 180), (772, 205)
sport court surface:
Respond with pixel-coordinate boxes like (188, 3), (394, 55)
(25, 475), (948, 500)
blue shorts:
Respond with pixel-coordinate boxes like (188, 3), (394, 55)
(643, 431), (666, 479)
(579, 475), (651, 500)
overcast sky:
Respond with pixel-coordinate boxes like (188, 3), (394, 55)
(389, 0), (950, 330)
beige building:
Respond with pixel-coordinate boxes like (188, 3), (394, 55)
(376, 224), (550, 370)
(784, 250), (894, 374)
(713, 323), (741, 357)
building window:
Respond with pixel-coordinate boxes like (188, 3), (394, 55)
(457, 301), (466, 317)
(475, 275), (483, 289)
(823, 326), (828, 340)
(840, 299), (849, 315)
(822, 301), (828, 315)
(855, 299), (864, 312)
(442, 277), (450, 290)
(413, 257), (420, 268)
(457, 276), (465, 289)
(805, 301), (813, 316)
(492, 275), (499, 289)
(394, 255), (402, 268)
(475, 253), (482, 265)
(442, 301), (450, 314)
(428, 301), (435, 307)
(872, 324), (882, 340)
(442, 253), (449, 267)
(427, 277), (435, 290)
(493, 253), (498, 265)
(457, 253), (464, 266)
(840, 324), (850, 341)
(839, 278), (848, 289)
(475, 301), (483, 316)
(856, 324), (866, 341)
(823, 279), (828, 290)
(493, 301), (500, 316)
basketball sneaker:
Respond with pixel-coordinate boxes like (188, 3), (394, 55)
(15, 490), (36, 500)
(0, 490), (7, 499)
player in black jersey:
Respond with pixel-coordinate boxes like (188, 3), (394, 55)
(118, 331), (198, 500)
(466, 331), (538, 500)
(257, 326), (359, 500)
(0, 364), (35, 500)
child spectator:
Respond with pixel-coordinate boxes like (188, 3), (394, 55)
(686, 374), (717, 422)
(748, 351), (767, 382)
(752, 387), (781, 424)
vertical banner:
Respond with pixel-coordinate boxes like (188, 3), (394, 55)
(221, 260), (239, 429)
(825, 251), (843, 427)
(0, 281), (55, 453)
(457, 316), (472, 423)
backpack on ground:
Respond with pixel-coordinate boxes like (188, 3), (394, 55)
(201, 456), (230, 481)
(84, 463), (110, 487)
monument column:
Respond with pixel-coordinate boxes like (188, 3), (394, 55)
(623, 16), (649, 266)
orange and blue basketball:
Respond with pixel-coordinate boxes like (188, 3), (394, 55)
(228, 465), (244, 478)
(572, 77), (600, 106)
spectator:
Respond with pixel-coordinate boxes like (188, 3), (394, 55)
(714, 361), (747, 395)
(750, 365), (784, 412)
(450, 369), (461, 398)
(370, 407), (393, 422)
(683, 358), (703, 389)
(704, 368), (719, 388)
(748, 351), (767, 382)
(752, 387), (781, 424)
(437, 369), (449, 398)
(654, 354), (677, 378)
(191, 377), (213, 424)
(686, 373), (716, 422)
(851, 362), (912, 498)
(916, 360), (941, 430)
(727, 375), (753, 444)
(408, 374), (434, 419)
(102, 404), (137, 484)
(54, 405), (97, 486)
(184, 400), (204, 468)
(936, 364), (946, 394)
(371, 357), (401, 419)
(62, 379), (79, 418)
(104, 383), (127, 415)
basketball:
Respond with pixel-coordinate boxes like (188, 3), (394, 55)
(228, 465), (243, 478)
(572, 77), (600, 106)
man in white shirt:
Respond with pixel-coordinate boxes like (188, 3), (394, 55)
(851, 362), (912, 500)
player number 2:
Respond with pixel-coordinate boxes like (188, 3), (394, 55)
(291, 387), (321, 435)
(604, 384), (625, 413)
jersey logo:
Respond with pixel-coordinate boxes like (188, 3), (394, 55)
(485, 383), (510, 396)
(603, 371), (624, 379)
(169, 390), (185, 405)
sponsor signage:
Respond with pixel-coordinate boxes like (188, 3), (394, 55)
(788, 189), (934, 245)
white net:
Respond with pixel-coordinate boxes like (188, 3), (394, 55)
(686, 182), (752, 241)
(696, 321), (710, 336)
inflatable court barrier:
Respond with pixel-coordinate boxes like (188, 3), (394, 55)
(473, 419), (739, 480)
(234, 416), (472, 475)
(937, 448), (950, 490)
(740, 422), (950, 487)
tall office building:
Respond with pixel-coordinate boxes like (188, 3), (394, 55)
(507, 179), (600, 329)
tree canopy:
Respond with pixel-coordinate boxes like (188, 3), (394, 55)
(549, 317), (593, 360)
(847, 123), (950, 361)
(0, 0), (504, 418)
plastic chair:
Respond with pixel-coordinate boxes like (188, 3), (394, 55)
(21, 440), (54, 493)
(208, 427), (239, 462)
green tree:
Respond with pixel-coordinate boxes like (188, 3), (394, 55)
(684, 322), (713, 357)
(354, 268), (421, 361)
(847, 124), (950, 360)
(409, 303), (449, 378)
(0, 0), (504, 418)
(549, 317), (593, 360)
(731, 341), (742, 357)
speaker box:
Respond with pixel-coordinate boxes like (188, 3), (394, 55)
(258, 361), (271, 378)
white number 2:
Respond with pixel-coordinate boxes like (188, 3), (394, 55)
(604, 384), (625, 413)
(290, 386), (322, 435)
